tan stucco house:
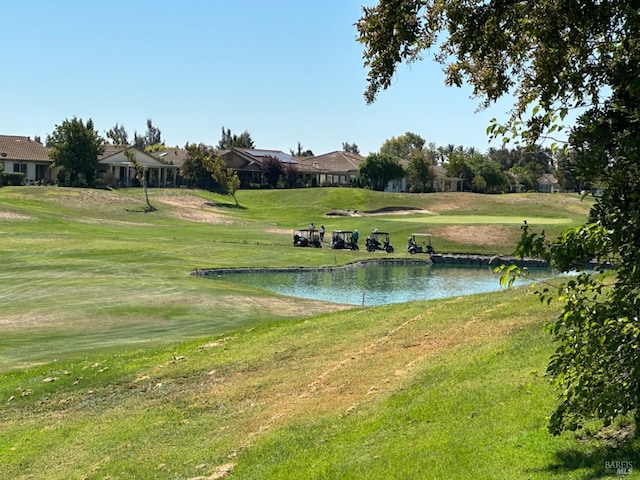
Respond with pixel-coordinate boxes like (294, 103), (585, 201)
(97, 146), (179, 187)
(297, 151), (364, 186)
(537, 173), (561, 193)
(430, 165), (464, 192)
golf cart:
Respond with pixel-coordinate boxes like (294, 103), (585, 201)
(330, 230), (359, 250)
(293, 229), (322, 248)
(366, 230), (394, 253)
(407, 233), (435, 254)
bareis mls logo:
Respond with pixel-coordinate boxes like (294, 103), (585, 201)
(604, 461), (633, 475)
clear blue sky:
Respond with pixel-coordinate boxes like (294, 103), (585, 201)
(2, 1), (514, 156)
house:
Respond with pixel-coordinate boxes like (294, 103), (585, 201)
(151, 148), (189, 186)
(152, 148), (188, 170)
(537, 173), (560, 193)
(297, 152), (464, 193)
(0, 135), (53, 184)
(297, 150), (365, 186)
(430, 165), (464, 192)
(97, 145), (179, 187)
(218, 147), (318, 187)
(384, 163), (463, 193)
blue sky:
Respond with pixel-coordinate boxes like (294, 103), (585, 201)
(2, 1), (514, 156)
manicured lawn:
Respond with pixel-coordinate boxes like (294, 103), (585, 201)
(391, 214), (574, 224)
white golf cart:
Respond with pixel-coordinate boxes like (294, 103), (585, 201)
(407, 233), (434, 254)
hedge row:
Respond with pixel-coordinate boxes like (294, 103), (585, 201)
(0, 172), (26, 186)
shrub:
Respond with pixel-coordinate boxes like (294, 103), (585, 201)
(0, 172), (27, 186)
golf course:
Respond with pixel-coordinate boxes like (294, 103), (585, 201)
(1, 186), (638, 479)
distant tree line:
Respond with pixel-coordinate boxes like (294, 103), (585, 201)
(358, 131), (580, 194)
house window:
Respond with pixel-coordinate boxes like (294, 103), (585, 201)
(13, 163), (27, 174)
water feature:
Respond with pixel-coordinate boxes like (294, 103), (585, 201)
(208, 262), (546, 306)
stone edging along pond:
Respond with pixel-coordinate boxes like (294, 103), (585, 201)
(189, 254), (549, 277)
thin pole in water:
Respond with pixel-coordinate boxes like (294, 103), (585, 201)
(362, 291), (366, 306)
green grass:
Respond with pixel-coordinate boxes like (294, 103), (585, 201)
(391, 214), (573, 224)
(3, 186), (633, 480)
(0, 187), (592, 369)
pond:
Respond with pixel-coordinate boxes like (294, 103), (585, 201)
(208, 262), (546, 306)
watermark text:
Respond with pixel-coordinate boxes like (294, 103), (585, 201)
(604, 461), (633, 476)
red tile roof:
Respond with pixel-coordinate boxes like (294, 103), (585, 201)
(0, 135), (51, 162)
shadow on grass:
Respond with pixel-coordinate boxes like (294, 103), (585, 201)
(533, 439), (639, 479)
(205, 201), (247, 210)
(125, 207), (157, 213)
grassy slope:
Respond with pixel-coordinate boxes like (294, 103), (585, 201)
(0, 187), (592, 369)
(3, 187), (636, 479)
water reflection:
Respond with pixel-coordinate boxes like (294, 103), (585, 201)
(210, 263), (541, 306)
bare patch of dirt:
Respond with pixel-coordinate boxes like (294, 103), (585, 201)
(156, 194), (208, 210)
(425, 193), (479, 212)
(75, 218), (156, 227)
(47, 189), (131, 205)
(0, 211), (31, 220)
(156, 194), (237, 224)
(188, 462), (235, 479)
(431, 225), (516, 247)
(224, 294), (353, 317)
(0, 313), (58, 328)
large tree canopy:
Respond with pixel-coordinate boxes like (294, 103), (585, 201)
(182, 143), (217, 190)
(48, 117), (105, 187)
(380, 131), (426, 159)
(358, 152), (405, 191)
(358, 1), (637, 143)
(359, 1), (640, 435)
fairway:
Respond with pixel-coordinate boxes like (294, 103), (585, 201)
(387, 214), (573, 224)
(4, 187), (631, 480)
(0, 188), (593, 369)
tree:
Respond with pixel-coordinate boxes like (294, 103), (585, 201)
(206, 156), (241, 206)
(182, 143), (217, 190)
(359, 1), (640, 435)
(48, 117), (105, 187)
(358, 152), (404, 191)
(106, 123), (129, 145)
(144, 118), (162, 149)
(507, 165), (537, 192)
(283, 163), (300, 188)
(445, 150), (473, 190)
(133, 131), (145, 150)
(124, 148), (155, 211)
(342, 141), (360, 155)
(380, 132), (425, 159)
(290, 142), (313, 157)
(261, 156), (284, 188)
(407, 150), (433, 192)
(218, 126), (255, 149)
(468, 156), (509, 194)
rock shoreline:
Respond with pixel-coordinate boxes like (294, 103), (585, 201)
(430, 253), (549, 268)
(190, 255), (549, 277)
